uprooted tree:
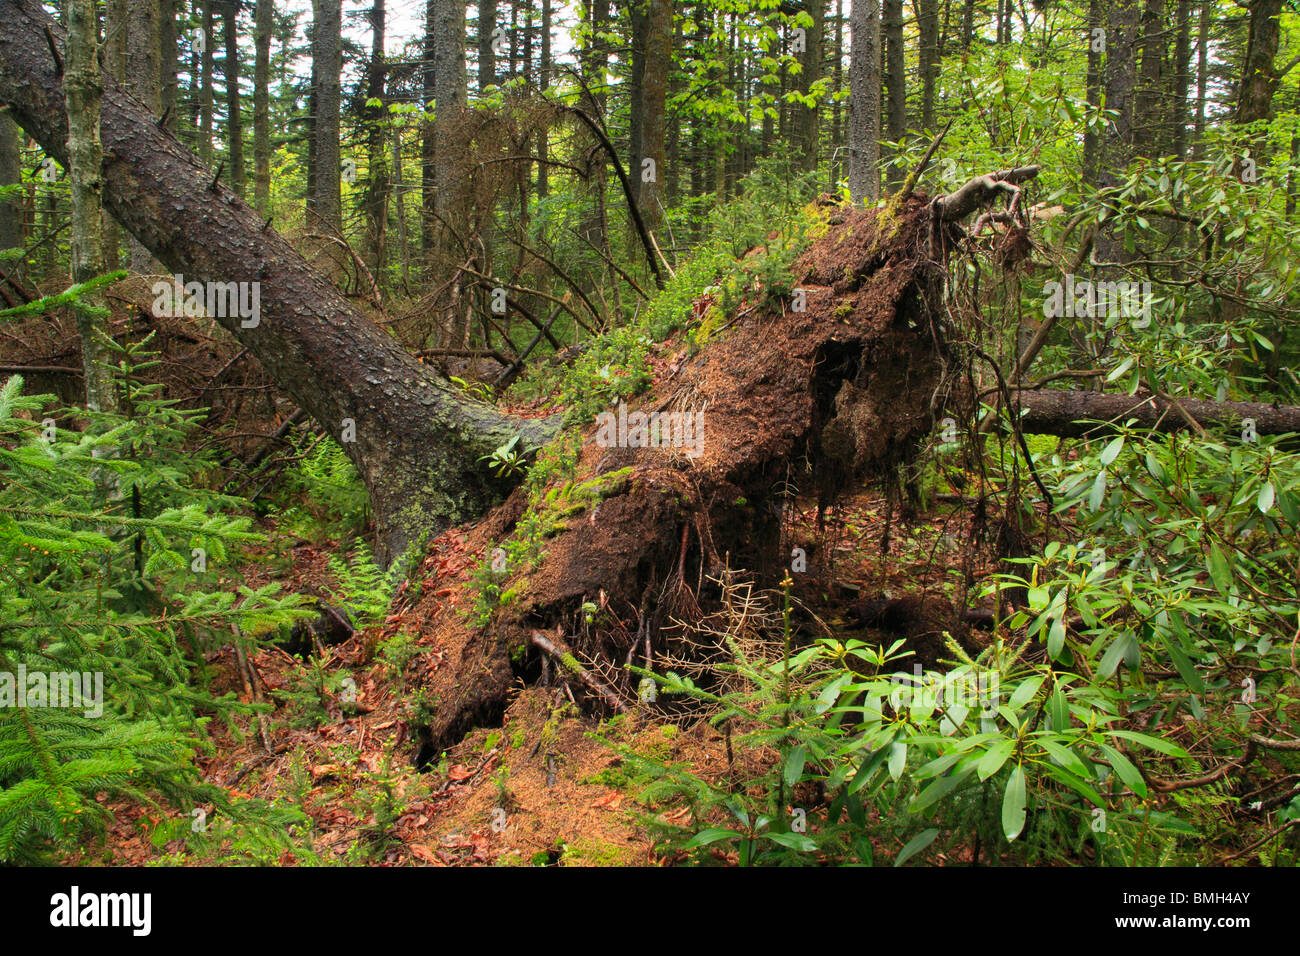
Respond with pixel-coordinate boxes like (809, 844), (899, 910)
(4, 0), (1300, 754)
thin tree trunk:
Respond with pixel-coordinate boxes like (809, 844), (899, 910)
(65, 0), (116, 413)
(1191, 0), (1209, 159)
(883, 0), (904, 183)
(917, 0), (939, 132)
(125, 0), (159, 270)
(200, 0), (214, 166)
(101, 0), (125, 271)
(798, 0), (825, 171)
(1083, 0), (1103, 185)
(0, 113), (20, 274)
(832, 0), (843, 183)
(478, 0), (496, 92)
(253, 0), (272, 215)
(392, 125), (410, 289)
(160, 0), (178, 133)
(537, 0), (550, 199)
(223, 0), (245, 199)
(1170, 0), (1192, 158)
(363, 0), (389, 280)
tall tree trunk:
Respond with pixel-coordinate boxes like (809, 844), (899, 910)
(883, 0), (904, 183)
(253, 0), (272, 215)
(1135, 0), (1165, 151)
(537, 0), (551, 199)
(421, 0), (435, 259)
(637, 0), (671, 238)
(223, 0), (245, 199)
(848, 0), (881, 202)
(65, 0), (116, 413)
(0, 0), (557, 558)
(1170, 0), (1192, 158)
(1083, 0), (1103, 185)
(160, 0), (178, 134)
(960, 0), (974, 51)
(580, 0), (609, 258)
(200, 0), (214, 166)
(832, 0), (843, 183)
(310, 0), (340, 230)
(797, 0), (825, 171)
(1236, 0), (1284, 124)
(363, 0), (389, 281)
(628, 0), (647, 186)
(1097, 0), (1139, 265)
(392, 125), (410, 289)
(101, 0), (125, 271)
(1191, 0), (1208, 159)
(125, 0), (160, 270)
(916, 0), (939, 132)
(433, 0), (468, 342)
(432, 0), (467, 235)
(478, 0), (496, 93)
(0, 113), (20, 273)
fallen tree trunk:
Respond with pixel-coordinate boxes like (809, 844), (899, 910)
(1010, 389), (1300, 439)
(0, 0), (557, 560)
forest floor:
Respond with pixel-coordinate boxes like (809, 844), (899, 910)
(64, 482), (1008, 867)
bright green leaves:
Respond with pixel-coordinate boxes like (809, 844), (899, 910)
(1002, 765), (1028, 840)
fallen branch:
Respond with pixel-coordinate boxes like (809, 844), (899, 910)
(530, 629), (629, 714)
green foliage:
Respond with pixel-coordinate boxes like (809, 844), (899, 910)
(616, 569), (1203, 866)
(274, 436), (371, 542)
(0, 356), (312, 863)
(325, 538), (414, 627)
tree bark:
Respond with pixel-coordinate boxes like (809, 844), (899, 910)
(1096, 0), (1139, 265)
(310, 0), (340, 229)
(1135, 0), (1165, 150)
(848, 0), (881, 203)
(636, 0), (671, 237)
(0, 0), (557, 559)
